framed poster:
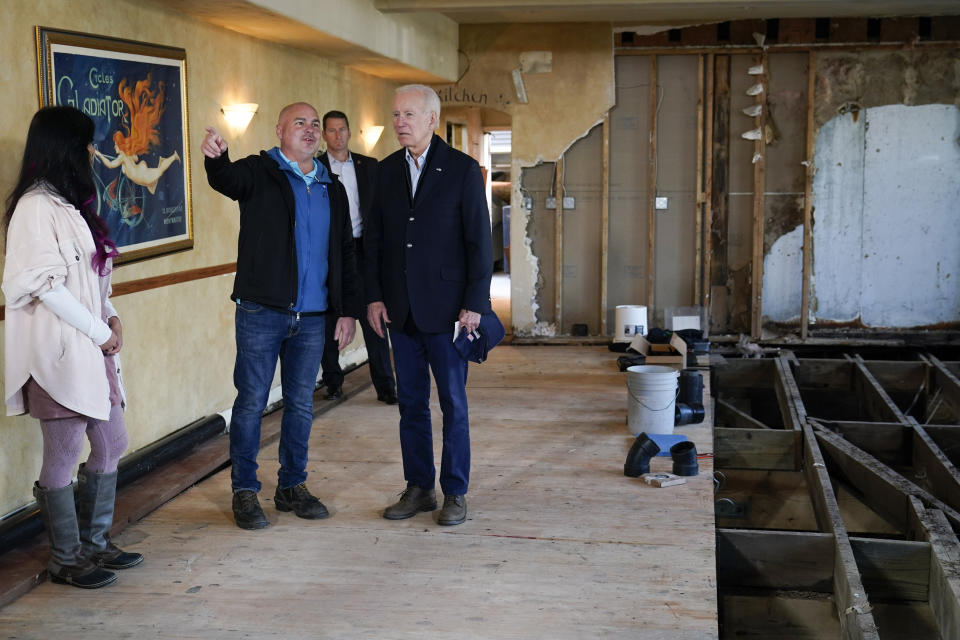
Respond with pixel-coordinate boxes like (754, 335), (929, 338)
(36, 27), (193, 264)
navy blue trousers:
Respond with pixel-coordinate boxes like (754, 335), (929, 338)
(389, 326), (470, 495)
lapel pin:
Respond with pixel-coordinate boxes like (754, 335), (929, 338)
(436, 167), (442, 172)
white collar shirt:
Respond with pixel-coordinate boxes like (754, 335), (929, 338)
(328, 152), (362, 237)
(405, 142), (431, 198)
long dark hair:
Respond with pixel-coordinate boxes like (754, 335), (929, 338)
(4, 106), (119, 275)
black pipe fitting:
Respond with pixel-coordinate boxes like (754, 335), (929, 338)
(670, 440), (699, 476)
(679, 370), (703, 404)
(624, 432), (661, 477)
(674, 370), (705, 425)
(675, 402), (706, 426)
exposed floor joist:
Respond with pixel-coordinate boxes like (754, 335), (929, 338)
(714, 350), (960, 639)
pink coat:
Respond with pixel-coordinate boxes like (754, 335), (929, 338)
(2, 186), (123, 420)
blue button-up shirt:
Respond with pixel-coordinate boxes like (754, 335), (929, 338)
(271, 147), (330, 313)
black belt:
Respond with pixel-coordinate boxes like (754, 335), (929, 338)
(262, 304), (326, 317)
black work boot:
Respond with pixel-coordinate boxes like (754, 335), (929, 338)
(437, 494), (467, 526)
(274, 483), (330, 519)
(383, 486), (437, 520)
(232, 490), (270, 530)
(77, 464), (143, 570)
(34, 482), (117, 589)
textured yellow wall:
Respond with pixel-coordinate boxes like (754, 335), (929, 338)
(432, 23), (615, 333)
(0, 0), (400, 516)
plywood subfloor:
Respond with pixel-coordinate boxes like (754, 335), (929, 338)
(0, 346), (717, 639)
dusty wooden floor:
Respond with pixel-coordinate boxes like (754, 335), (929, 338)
(0, 345), (717, 639)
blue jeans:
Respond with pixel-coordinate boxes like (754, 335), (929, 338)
(230, 300), (325, 492)
(389, 326), (470, 495)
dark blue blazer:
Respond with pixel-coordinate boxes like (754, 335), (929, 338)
(365, 134), (493, 334)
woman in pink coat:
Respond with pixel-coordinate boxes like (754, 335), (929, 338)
(2, 106), (143, 589)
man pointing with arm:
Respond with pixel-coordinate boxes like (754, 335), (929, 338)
(202, 102), (358, 530)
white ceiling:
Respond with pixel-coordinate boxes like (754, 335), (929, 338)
(151, 0), (960, 82)
(373, 0), (960, 25)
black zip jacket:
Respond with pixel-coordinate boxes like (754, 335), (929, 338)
(204, 150), (359, 318)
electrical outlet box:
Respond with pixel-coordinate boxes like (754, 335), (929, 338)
(655, 197), (669, 210)
(545, 196), (557, 209)
(562, 196), (575, 209)
(522, 196), (533, 210)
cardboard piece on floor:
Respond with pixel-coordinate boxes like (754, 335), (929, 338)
(627, 334), (687, 370)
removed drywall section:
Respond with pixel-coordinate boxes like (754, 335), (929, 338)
(522, 162), (557, 327)
(757, 52), (809, 325)
(815, 49), (960, 128)
(608, 55), (652, 331)
(652, 55), (699, 324)
(561, 124), (603, 335)
(433, 23), (614, 334)
(812, 103), (960, 327)
(607, 55), (699, 330)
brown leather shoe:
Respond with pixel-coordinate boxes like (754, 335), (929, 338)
(437, 494), (467, 526)
(383, 486), (437, 520)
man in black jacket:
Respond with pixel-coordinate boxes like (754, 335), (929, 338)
(366, 85), (492, 526)
(202, 102), (359, 530)
(317, 110), (397, 405)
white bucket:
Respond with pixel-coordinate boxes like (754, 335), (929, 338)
(614, 305), (648, 343)
(626, 365), (679, 435)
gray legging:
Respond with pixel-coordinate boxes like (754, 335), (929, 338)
(39, 405), (128, 489)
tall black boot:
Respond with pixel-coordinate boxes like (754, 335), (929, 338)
(77, 464), (143, 570)
(33, 482), (116, 589)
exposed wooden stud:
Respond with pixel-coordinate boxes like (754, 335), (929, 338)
(647, 55), (658, 312)
(600, 114), (610, 337)
(908, 498), (960, 640)
(801, 50), (816, 340)
(852, 355), (908, 423)
(703, 52), (715, 332)
(750, 51), (768, 339)
(554, 155), (564, 330)
(709, 55), (730, 333)
(813, 423), (960, 530)
(695, 54), (704, 305)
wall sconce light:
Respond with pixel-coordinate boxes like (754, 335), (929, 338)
(221, 103), (259, 135)
(361, 125), (384, 151)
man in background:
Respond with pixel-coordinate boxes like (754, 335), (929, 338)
(318, 110), (397, 405)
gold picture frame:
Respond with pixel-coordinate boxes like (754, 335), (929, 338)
(36, 26), (193, 264)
